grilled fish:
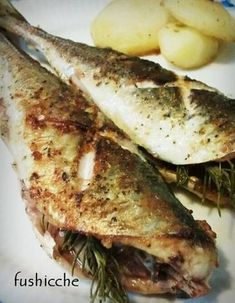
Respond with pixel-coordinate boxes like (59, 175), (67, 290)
(0, 32), (218, 298)
(0, 0), (234, 208)
(0, 1), (235, 165)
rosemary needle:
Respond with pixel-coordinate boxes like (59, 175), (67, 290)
(62, 233), (128, 303)
(176, 165), (189, 186)
(176, 160), (235, 210)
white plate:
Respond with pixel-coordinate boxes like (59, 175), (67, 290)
(0, 1), (235, 303)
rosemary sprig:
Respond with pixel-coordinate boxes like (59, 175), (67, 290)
(62, 231), (79, 251)
(176, 166), (189, 186)
(62, 232), (128, 303)
(228, 160), (235, 205)
(205, 163), (223, 216)
(176, 160), (235, 210)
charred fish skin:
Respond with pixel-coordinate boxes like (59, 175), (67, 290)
(0, 32), (217, 297)
(0, 6), (234, 165)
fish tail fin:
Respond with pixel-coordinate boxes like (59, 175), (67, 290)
(0, 0), (26, 21)
(0, 1), (42, 49)
(0, 0), (52, 48)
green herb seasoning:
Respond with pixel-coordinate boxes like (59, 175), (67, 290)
(62, 232), (128, 303)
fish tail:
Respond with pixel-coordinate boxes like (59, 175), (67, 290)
(0, 0), (32, 43)
(0, 0), (26, 21)
(0, 0), (61, 57)
(0, 9), (48, 52)
(0, 5), (74, 81)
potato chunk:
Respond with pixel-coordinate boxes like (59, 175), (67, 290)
(91, 0), (171, 55)
(158, 23), (219, 69)
(164, 0), (235, 42)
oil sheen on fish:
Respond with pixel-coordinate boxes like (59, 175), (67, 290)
(0, 31), (218, 298)
(0, 2), (234, 165)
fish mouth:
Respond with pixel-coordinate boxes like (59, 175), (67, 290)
(111, 245), (210, 297)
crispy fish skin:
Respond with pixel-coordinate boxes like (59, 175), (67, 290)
(0, 33), (217, 297)
(0, 8), (234, 165)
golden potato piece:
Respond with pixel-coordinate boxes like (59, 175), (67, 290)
(158, 23), (219, 69)
(164, 0), (235, 42)
(91, 0), (171, 55)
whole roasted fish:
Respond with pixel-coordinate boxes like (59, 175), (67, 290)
(0, 0), (235, 166)
(0, 0), (234, 208)
(0, 32), (218, 300)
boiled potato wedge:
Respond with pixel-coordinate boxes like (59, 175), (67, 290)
(158, 23), (219, 69)
(91, 0), (171, 55)
(164, 0), (235, 42)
